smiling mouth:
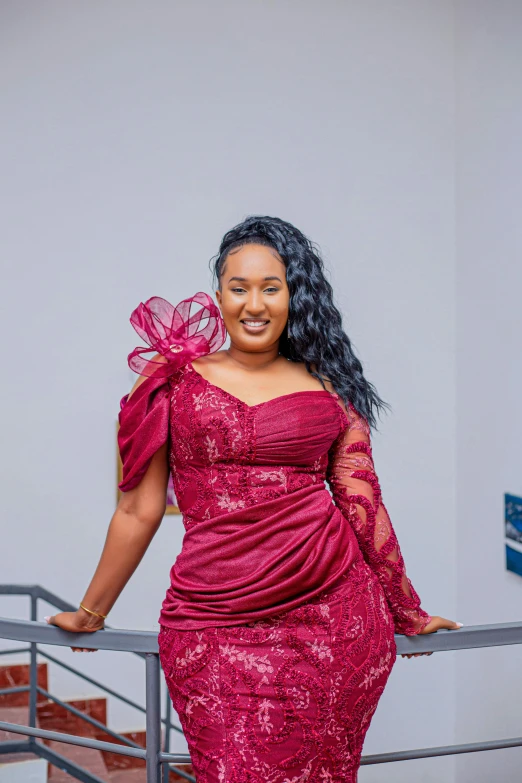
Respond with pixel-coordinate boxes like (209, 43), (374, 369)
(241, 320), (270, 326)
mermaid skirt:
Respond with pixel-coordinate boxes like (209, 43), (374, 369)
(158, 554), (397, 783)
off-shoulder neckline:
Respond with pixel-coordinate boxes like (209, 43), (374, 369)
(186, 361), (339, 410)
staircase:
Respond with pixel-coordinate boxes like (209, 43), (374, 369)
(0, 661), (194, 782)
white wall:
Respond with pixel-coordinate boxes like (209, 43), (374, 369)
(455, 1), (522, 781)
(1, 1), (460, 778)
(0, 759), (47, 783)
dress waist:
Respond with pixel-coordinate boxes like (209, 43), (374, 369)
(158, 483), (361, 630)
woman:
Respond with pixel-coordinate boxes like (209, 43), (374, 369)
(47, 215), (462, 782)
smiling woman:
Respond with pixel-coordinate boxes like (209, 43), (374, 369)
(192, 242), (343, 405)
(48, 215), (460, 783)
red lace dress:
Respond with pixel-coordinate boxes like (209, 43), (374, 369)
(118, 294), (432, 783)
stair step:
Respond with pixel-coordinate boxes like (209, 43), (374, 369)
(165, 766), (194, 782)
(0, 666), (193, 780)
(108, 770), (146, 783)
(0, 705), (34, 746)
(108, 767), (193, 782)
(0, 706), (46, 779)
(0, 663), (48, 707)
(45, 739), (108, 781)
(93, 729), (146, 771)
(36, 697), (108, 780)
(37, 697), (106, 737)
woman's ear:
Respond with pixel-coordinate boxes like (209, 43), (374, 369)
(215, 289), (222, 308)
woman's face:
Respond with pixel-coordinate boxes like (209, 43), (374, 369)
(215, 243), (289, 353)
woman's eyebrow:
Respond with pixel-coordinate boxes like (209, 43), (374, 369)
(227, 276), (283, 283)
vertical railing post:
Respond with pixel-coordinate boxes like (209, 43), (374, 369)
(28, 591), (38, 749)
(162, 683), (172, 783)
(145, 653), (161, 783)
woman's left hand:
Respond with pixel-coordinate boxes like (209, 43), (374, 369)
(400, 615), (463, 659)
(45, 610), (104, 652)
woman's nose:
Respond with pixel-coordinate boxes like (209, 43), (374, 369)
(244, 293), (267, 316)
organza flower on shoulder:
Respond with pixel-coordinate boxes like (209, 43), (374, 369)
(117, 293), (226, 491)
(127, 292), (227, 378)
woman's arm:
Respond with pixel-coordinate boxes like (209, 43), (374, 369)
(47, 371), (170, 649)
(326, 397), (460, 648)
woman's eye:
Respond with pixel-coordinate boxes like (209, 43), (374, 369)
(230, 287), (279, 294)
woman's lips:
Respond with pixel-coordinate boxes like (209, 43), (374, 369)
(240, 320), (270, 333)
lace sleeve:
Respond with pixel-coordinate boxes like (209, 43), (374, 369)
(326, 400), (432, 636)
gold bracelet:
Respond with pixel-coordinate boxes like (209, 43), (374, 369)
(79, 603), (108, 619)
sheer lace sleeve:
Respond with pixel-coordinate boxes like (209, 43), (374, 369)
(326, 400), (432, 636)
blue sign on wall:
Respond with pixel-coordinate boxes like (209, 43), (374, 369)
(505, 493), (522, 577)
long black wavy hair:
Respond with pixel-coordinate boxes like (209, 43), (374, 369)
(209, 215), (391, 432)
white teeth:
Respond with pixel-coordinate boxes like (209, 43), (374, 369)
(242, 321), (268, 325)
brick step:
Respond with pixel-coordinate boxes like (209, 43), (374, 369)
(109, 768), (194, 782)
(0, 705), (42, 762)
(0, 663), (193, 781)
(45, 739), (108, 781)
(0, 662), (49, 707)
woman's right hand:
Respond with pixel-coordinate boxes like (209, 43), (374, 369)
(419, 615), (463, 635)
(45, 610), (105, 652)
(400, 615), (463, 658)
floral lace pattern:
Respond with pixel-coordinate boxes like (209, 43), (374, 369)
(157, 379), (429, 780)
(162, 363), (431, 636)
(326, 401), (432, 636)
(167, 364), (332, 529)
(159, 555), (397, 783)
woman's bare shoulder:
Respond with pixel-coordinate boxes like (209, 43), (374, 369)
(306, 361), (350, 415)
(191, 350), (229, 367)
(308, 360), (336, 395)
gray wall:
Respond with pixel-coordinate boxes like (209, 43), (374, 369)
(2, 2), (518, 780)
(455, 1), (522, 780)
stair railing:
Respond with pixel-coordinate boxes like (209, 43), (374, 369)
(0, 584), (193, 783)
(1, 584), (522, 781)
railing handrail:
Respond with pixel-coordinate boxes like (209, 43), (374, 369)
(2, 613), (522, 655)
(2, 583), (522, 654)
(1, 583), (522, 782)
(0, 584), (195, 782)
(0, 584), (149, 658)
(0, 615), (159, 653)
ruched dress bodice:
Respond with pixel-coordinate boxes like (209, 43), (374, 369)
(161, 362), (362, 628)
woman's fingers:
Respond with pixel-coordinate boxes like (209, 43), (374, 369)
(45, 612), (80, 633)
(441, 617), (464, 630)
(401, 616), (464, 657)
(419, 616), (464, 634)
(45, 614), (100, 652)
(400, 652), (433, 658)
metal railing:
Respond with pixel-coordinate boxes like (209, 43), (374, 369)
(1, 584), (521, 781)
(0, 585), (194, 783)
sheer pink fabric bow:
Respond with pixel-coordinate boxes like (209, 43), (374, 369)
(127, 292), (227, 378)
